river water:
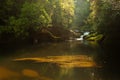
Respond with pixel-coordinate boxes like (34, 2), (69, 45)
(0, 40), (119, 80)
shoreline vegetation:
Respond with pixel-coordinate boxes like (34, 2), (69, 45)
(0, 0), (120, 76)
(0, 26), (79, 45)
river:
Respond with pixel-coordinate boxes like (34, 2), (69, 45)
(0, 40), (119, 80)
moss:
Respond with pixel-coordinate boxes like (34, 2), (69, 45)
(85, 33), (104, 43)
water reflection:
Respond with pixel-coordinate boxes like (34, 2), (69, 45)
(0, 41), (117, 80)
(0, 67), (52, 80)
(13, 55), (97, 68)
(22, 69), (40, 78)
(11, 55), (101, 80)
(0, 66), (20, 80)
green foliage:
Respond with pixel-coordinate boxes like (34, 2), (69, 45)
(87, 0), (120, 33)
(86, 0), (120, 45)
(0, 0), (75, 43)
(85, 33), (103, 42)
(73, 0), (90, 30)
(20, 1), (51, 27)
(0, 0), (52, 38)
(51, 0), (75, 28)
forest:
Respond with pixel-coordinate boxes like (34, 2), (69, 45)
(0, 0), (120, 79)
(0, 0), (120, 46)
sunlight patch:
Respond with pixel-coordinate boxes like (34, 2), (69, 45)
(0, 67), (20, 79)
(22, 69), (40, 78)
(13, 55), (97, 68)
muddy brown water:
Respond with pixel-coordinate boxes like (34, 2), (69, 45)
(0, 40), (119, 80)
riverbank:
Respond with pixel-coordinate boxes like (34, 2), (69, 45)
(0, 26), (79, 45)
